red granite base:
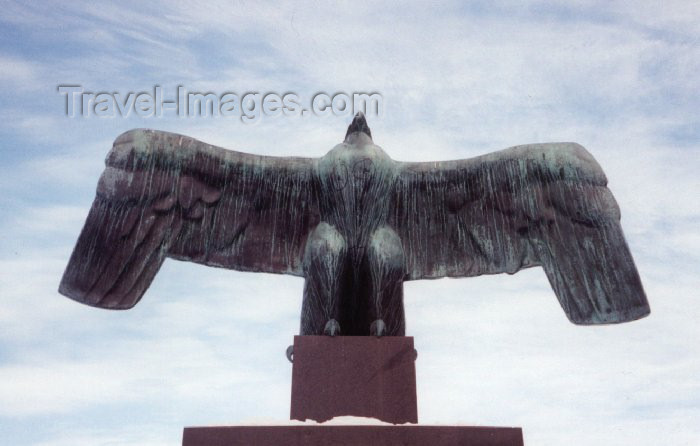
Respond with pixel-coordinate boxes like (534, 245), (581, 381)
(182, 425), (524, 446)
(291, 336), (418, 424)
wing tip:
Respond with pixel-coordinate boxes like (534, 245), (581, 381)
(58, 279), (137, 311)
(567, 302), (651, 326)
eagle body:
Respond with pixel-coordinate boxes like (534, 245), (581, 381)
(307, 132), (405, 335)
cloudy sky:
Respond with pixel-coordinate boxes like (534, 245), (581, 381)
(0, 1), (698, 445)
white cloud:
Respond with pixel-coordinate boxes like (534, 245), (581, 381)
(0, 54), (42, 90)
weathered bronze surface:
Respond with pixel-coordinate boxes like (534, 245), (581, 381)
(59, 113), (649, 335)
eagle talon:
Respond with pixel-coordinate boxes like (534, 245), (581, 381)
(324, 319), (341, 336)
(370, 319), (386, 337)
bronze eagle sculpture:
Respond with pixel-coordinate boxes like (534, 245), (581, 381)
(59, 113), (649, 336)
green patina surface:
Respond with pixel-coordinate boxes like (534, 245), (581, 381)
(60, 114), (649, 335)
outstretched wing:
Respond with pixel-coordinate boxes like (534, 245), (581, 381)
(389, 143), (649, 325)
(59, 129), (319, 309)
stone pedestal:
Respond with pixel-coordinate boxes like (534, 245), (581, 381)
(182, 336), (525, 446)
(291, 335), (418, 424)
(183, 425), (524, 446)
